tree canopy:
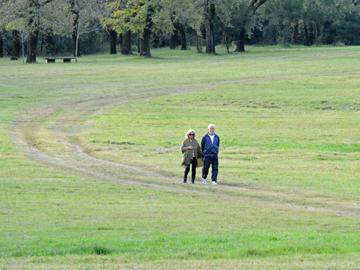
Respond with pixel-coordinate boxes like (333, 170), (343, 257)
(0, 0), (360, 62)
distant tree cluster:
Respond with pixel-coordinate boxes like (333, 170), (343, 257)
(0, 0), (359, 62)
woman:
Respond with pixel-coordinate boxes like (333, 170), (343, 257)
(181, 129), (203, 184)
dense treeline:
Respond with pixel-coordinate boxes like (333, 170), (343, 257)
(0, 0), (359, 62)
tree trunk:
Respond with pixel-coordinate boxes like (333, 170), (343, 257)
(223, 32), (230, 53)
(304, 22), (315, 46)
(169, 25), (179, 50)
(303, 24), (309, 45)
(72, 24), (80, 56)
(11, 30), (21, 59)
(152, 33), (160, 48)
(322, 21), (334, 44)
(121, 31), (132, 55)
(0, 30), (3, 58)
(26, 0), (40, 63)
(20, 34), (25, 63)
(196, 35), (203, 53)
(314, 22), (321, 44)
(26, 31), (38, 63)
(137, 33), (141, 54)
(292, 22), (300, 44)
(119, 0), (131, 55)
(75, 29), (80, 61)
(178, 24), (187, 50)
(70, 0), (80, 57)
(45, 30), (56, 56)
(309, 23), (315, 45)
(204, 0), (215, 54)
(140, 5), (153, 57)
(140, 28), (151, 57)
(235, 27), (246, 52)
(109, 29), (117, 54)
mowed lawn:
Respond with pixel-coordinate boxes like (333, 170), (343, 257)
(1, 46), (360, 269)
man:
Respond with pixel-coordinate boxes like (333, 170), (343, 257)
(201, 123), (220, 185)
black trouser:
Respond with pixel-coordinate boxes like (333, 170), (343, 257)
(202, 155), (218, 182)
(184, 157), (197, 183)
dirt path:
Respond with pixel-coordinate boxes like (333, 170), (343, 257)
(10, 77), (360, 218)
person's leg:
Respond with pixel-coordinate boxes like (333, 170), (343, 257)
(184, 165), (190, 183)
(191, 158), (197, 183)
(211, 156), (219, 183)
(202, 156), (211, 181)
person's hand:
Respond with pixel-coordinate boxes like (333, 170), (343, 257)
(187, 146), (193, 150)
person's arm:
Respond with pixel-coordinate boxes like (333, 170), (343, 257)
(201, 136), (205, 152)
(181, 140), (187, 153)
(197, 141), (203, 158)
(217, 135), (220, 153)
(182, 140), (193, 153)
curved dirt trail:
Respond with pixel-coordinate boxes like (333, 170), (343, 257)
(10, 80), (360, 218)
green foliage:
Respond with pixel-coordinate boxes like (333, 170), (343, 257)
(215, 0), (268, 46)
(159, 0), (202, 34)
(263, 0), (360, 45)
(107, 0), (149, 34)
(106, 0), (201, 36)
(3, 18), (26, 32)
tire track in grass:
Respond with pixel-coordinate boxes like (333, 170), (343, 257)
(10, 79), (360, 218)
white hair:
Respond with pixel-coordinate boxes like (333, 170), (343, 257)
(208, 123), (216, 129)
(185, 129), (196, 139)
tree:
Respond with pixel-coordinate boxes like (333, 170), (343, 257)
(164, 0), (202, 50)
(64, 0), (107, 58)
(40, 0), (73, 55)
(0, 1), (24, 60)
(107, 0), (173, 57)
(68, 0), (81, 56)
(1, 0), (360, 58)
(11, 30), (22, 59)
(169, 17), (179, 49)
(332, 0), (360, 44)
(263, 0), (303, 45)
(216, 0), (268, 52)
(108, 28), (117, 54)
(105, 0), (139, 55)
(0, 29), (3, 57)
(105, 0), (132, 54)
(262, 0), (355, 46)
(139, 1), (153, 56)
(24, 0), (59, 62)
(119, 0), (132, 54)
(203, 0), (216, 54)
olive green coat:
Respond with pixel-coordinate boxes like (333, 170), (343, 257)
(181, 138), (203, 166)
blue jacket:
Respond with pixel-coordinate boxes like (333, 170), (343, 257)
(201, 133), (220, 157)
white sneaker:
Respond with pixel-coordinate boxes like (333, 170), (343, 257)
(202, 178), (207, 184)
(212, 181), (217, 185)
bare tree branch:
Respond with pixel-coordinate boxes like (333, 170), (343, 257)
(249, 0), (267, 13)
(40, 0), (55, 6)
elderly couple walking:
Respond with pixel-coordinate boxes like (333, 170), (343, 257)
(181, 124), (220, 185)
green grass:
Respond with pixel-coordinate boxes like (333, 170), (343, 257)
(87, 65), (360, 197)
(1, 46), (360, 269)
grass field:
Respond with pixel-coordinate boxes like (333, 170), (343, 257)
(1, 46), (360, 269)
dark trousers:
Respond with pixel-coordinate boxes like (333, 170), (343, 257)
(202, 156), (218, 182)
(184, 157), (197, 183)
